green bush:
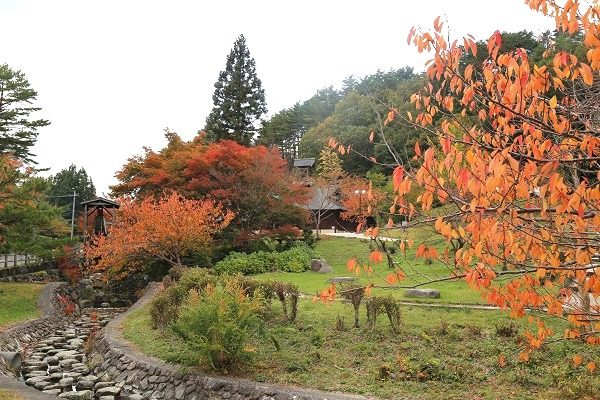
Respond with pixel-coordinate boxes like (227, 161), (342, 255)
(172, 280), (266, 370)
(235, 277), (300, 323)
(149, 288), (179, 330)
(150, 268), (217, 330)
(214, 244), (319, 275)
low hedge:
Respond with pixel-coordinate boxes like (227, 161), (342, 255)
(213, 244), (319, 275)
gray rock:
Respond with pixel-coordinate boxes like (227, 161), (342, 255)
(49, 372), (64, 381)
(63, 372), (82, 380)
(96, 386), (121, 396)
(95, 381), (115, 389)
(328, 276), (356, 284)
(404, 288), (440, 298)
(311, 259), (333, 273)
(25, 376), (48, 386)
(33, 380), (51, 390)
(58, 390), (94, 400)
(42, 389), (63, 396)
(24, 371), (48, 377)
(175, 384), (186, 399)
(55, 350), (79, 360)
(44, 356), (60, 365)
(59, 376), (74, 387)
(59, 358), (78, 368)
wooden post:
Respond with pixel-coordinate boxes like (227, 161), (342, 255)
(83, 203), (88, 243)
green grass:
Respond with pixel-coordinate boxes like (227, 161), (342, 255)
(255, 232), (486, 305)
(123, 298), (600, 400)
(0, 282), (43, 328)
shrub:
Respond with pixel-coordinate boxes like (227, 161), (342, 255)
(339, 284), (365, 328)
(495, 321), (519, 338)
(150, 289), (180, 330)
(272, 281), (300, 323)
(234, 277), (300, 323)
(150, 268), (217, 330)
(366, 295), (402, 333)
(214, 244), (319, 275)
(172, 281), (267, 370)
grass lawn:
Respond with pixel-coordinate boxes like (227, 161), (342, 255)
(255, 233), (486, 305)
(0, 282), (43, 328)
(0, 390), (23, 400)
(123, 298), (600, 400)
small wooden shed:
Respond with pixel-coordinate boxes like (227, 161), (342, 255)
(81, 197), (120, 241)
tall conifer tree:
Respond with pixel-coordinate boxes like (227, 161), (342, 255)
(0, 64), (49, 162)
(205, 35), (267, 145)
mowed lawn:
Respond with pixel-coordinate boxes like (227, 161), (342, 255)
(0, 282), (43, 328)
(255, 229), (486, 305)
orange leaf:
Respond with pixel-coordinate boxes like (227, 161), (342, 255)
(580, 63), (593, 85)
(587, 361), (597, 373)
(346, 258), (357, 272)
(573, 354), (583, 366)
(385, 273), (398, 285)
(416, 243), (427, 257)
(518, 351), (530, 362)
(433, 16), (441, 32)
(498, 354), (506, 368)
(370, 250), (384, 263)
(549, 95), (558, 109)
(415, 141), (421, 157)
(465, 64), (474, 81)
(392, 166), (404, 191)
(369, 130), (375, 142)
(370, 226), (379, 239)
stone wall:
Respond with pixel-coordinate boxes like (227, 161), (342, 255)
(0, 261), (57, 280)
(0, 282), (76, 377)
(90, 282), (370, 400)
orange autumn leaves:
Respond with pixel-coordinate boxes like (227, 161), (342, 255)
(403, 0), (600, 345)
(327, 0), (600, 361)
(85, 193), (234, 279)
(573, 354), (598, 373)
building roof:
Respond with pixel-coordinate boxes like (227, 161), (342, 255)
(80, 197), (120, 208)
(305, 187), (345, 211)
(293, 158), (316, 168)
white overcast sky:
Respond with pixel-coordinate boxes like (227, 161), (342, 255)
(2, 0), (555, 195)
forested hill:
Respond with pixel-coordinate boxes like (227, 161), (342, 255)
(258, 29), (585, 176)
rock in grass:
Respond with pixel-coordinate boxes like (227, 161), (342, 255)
(404, 288), (440, 299)
(311, 259), (333, 273)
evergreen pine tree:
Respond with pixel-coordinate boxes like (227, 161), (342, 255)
(0, 64), (50, 162)
(48, 164), (96, 216)
(204, 35), (267, 145)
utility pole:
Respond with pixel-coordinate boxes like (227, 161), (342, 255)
(70, 190), (77, 240)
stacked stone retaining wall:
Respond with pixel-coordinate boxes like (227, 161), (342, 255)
(0, 282), (76, 376)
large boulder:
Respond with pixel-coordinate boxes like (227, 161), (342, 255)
(404, 288), (440, 299)
(311, 259), (333, 274)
